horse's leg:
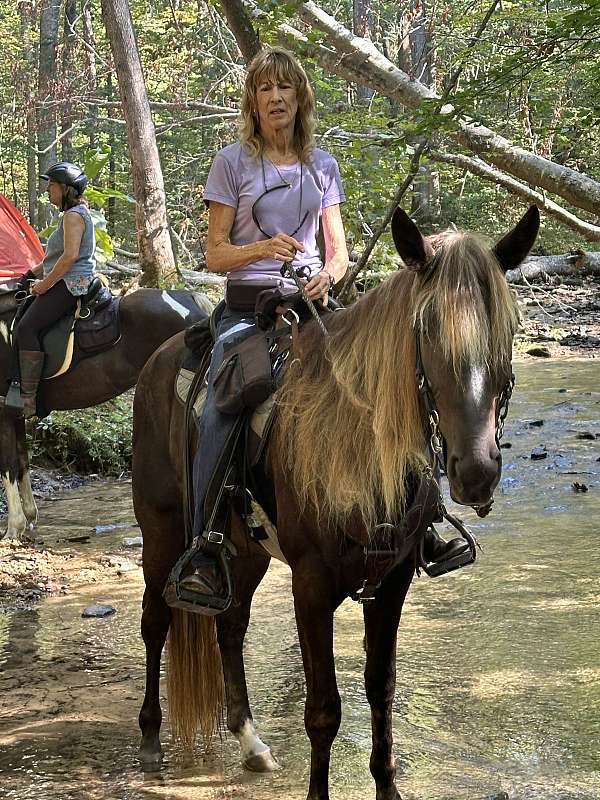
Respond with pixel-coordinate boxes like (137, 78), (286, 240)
(293, 565), (340, 800)
(216, 542), (276, 772)
(363, 562), (414, 800)
(139, 577), (171, 765)
(0, 413), (27, 540)
(15, 416), (37, 526)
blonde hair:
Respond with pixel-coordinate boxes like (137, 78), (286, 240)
(239, 46), (316, 163)
(274, 231), (519, 530)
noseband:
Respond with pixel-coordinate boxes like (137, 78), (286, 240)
(415, 328), (515, 519)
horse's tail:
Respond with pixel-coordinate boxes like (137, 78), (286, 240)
(166, 609), (225, 750)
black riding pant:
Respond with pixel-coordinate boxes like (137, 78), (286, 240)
(14, 280), (77, 352)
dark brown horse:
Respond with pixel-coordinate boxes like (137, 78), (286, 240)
(132, 206), (539, 799)
(0, 288), (210, 540)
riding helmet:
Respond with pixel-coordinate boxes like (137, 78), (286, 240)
(39, 162), (88, 194)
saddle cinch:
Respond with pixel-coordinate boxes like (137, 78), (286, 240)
(6, 276), (122, 380)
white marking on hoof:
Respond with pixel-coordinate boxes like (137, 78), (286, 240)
(161, 290), (190, 319)
(236, 720), (279, 772)
(244, 749), (280, 772)
(2, 472), (27, 541)
(18, 470), (38, 525)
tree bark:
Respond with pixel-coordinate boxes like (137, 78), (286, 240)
(218, 0), (261, 62)
(81, 0), (98, 149)
(100, 0), (176, 286)
(61, 0), (77, 161)
(19, 0), (38, 226)
(278, 1), (600, 217)
(353, 0), (373, 102)
(37, 0), (61, 224)
(430, 151), (600, 242)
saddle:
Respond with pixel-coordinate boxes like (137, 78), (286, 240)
(8, 277), (122, 379)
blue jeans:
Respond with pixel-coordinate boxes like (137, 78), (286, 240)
(192, 308), (256, 538)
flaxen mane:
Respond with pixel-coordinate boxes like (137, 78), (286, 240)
(275, 230), (519, 529)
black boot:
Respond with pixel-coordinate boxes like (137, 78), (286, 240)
(18, 350), (45, 418)
(422, 524), (474, 577)
(179, 550), (227, 597)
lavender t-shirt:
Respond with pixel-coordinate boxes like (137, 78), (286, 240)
(203, 142), (345, 283)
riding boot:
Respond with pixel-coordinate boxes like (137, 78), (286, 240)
(422, 524), (469, 565)
(179, 548), (227, 597)
(18, 350), (44, 418)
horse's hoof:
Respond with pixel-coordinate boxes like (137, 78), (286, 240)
(138, 745), (163, 770)
(243, 748), (280, 772)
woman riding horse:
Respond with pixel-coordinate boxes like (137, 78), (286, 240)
(178, 46), (466, 606)
(11, 162), (95, 418)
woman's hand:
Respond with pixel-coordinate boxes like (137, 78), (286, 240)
(31, 279), (52, 296)
(261, 233), (304, 263)
(304, 269), (333, 301)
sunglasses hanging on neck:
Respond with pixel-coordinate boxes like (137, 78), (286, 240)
(251, 155), (308, 240)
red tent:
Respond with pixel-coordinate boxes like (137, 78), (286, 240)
(0, 194), (44, 281)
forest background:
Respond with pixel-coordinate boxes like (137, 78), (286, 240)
(2, 0), (600, 272)
(0, 0), (599, 474)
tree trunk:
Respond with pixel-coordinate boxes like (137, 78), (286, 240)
(280, 1), (600, 217)
(19, 0), (38, 226)
(81, 0), (98, 149)
(100, 0), (176, 286)
(408, 0), (439, 226)
(218, 0), (261, 62)
(37, 0), (62, 225)
(61, 0), (77, 161)
(353, 0), (373, 103)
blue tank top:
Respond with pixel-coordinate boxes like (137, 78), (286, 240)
(42, 204), (96, 295)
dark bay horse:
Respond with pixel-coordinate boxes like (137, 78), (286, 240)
(132, 206), (539, 799)
(0, 288), (211, 540)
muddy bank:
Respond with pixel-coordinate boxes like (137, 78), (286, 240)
(514, 276), (600, 360)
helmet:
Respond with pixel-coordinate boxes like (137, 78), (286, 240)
(40, 162), (88, 194)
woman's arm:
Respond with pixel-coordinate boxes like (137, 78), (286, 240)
(32, 212), (85, 294)
(304, 204), (349, 300)
(321, 204), (349, 285)
(206, 201), (304, 274)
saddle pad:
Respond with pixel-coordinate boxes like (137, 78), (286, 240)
(174, 365), (286, 565)
(42, 312), (77, 379)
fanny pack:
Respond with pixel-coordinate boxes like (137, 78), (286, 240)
(225, 277), (287, 312)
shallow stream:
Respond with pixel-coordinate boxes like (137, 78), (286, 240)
(0, 361), (599, 800)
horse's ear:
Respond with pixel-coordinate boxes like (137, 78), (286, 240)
(493, 205), (540, 272)
(391, 207), (434, 271)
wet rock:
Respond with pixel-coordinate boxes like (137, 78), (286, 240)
(82, 604), (116, 618)
(122, 536), (143, 548)
(572, 482), (589, 493)
(531, 446), (548, 460)
(500, 441), (512, 449)
(93, 523), (130, 535)
(526, 419), (544, 428)
(576, 431), (597, 440)
(485, 793), (509, 800)
(526, 346), (551, 357)
(558, 387), (568, 393)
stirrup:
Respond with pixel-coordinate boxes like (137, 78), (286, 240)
(163, 541), (234, 616)
(422, 515), (478, 578)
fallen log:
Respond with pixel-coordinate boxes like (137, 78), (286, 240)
(505, 252), (600, 284)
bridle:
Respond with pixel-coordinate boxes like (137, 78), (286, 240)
(415, 326), (515, 519)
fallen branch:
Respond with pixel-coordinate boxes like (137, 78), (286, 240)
(430, 151), (600, 242)
(105, 260), (226, 286)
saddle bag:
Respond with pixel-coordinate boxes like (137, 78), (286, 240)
(76, 297), (121, 354)
(213, 331), (273, 415)
(225, 277), (286, 312)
